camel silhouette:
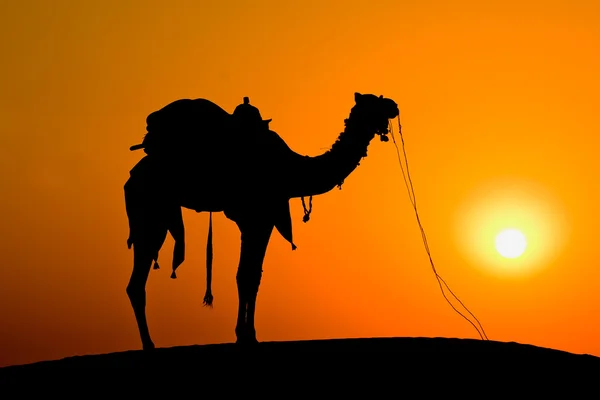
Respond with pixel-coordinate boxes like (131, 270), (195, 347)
(124, 92), (399, 349)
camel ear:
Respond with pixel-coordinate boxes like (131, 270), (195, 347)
(354, 92), (362, 103)
(379, 95), (383, 99)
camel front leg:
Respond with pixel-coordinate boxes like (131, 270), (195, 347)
(235, 220), (273, 344)
(245, 277), (261, 342)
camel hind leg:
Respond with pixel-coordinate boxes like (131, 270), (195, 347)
(127, 238), (164, 350)
(124, 177), (169, 350)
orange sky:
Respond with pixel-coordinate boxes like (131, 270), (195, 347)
(1, 0), (599, 367)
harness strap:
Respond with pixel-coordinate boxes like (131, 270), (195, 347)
(203, 212), (214, 307)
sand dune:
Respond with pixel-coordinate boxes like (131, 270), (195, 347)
(1, 337), (598, 392)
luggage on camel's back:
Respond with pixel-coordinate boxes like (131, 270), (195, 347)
(128, 96), (280, 202)
(129, 97), (273, 160)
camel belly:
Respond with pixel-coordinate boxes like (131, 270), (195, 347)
(129, 152), (282, 215)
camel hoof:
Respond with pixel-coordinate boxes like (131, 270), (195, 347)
(142, 341), (156, 351)
(235, 329), (258, 346)
(236, 338), (259, 347)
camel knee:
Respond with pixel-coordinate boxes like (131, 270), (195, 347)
(236, 269), (263, 295)
(126, 283), (141, 296)
(126, 282), (146, 305)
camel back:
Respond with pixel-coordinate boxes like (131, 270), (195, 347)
(131, 98), (299, 197)
(139, 98), (234, 158)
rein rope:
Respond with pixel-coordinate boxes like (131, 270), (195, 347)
(389, 114), (489, 341)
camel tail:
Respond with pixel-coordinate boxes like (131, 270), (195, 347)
(124, 157), (156, 252)
(124, 160), (185, 279)
(169, 206), (185, 279)
(124, 177), (140, 251)
(203, 212), (214, 307)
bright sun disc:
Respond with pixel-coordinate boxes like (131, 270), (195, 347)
(456, 178), (569, 278)
(495, 229), (527, 258)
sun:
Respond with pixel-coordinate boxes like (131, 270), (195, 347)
(495, 229), (527, 258)
(455, 178), (569, 278)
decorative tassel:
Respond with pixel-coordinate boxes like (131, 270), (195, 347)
(204, 212), (213, 307)
(203, 292), (213, 307)
(292, 243), (297, 251)
(170, 271), (177, 279)
(153, 260), (160, 270)
(301, 195), (313, 223)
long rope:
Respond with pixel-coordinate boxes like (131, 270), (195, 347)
(389, 114), (489, 341)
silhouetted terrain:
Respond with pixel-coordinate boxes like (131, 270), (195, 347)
(1, 337), (598, 392)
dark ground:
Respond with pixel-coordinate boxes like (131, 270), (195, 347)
(1, 337), (598, 394)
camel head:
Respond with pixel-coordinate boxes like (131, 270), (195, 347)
(351, 92), (399, 142)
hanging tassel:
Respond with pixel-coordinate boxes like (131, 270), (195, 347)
(203, 212), (214, 307)
(203, 292), (213, 307)
(170, 205), (185, 281)
(301, 196), (313, 223)
(153, 260), (160, 270)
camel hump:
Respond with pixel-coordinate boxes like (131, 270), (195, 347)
(139, 98), (232, 156)
(130, 97), (274, 159)
(146, 98), (230, 133)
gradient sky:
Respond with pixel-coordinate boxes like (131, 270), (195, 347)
(1, 0), (599, 367)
